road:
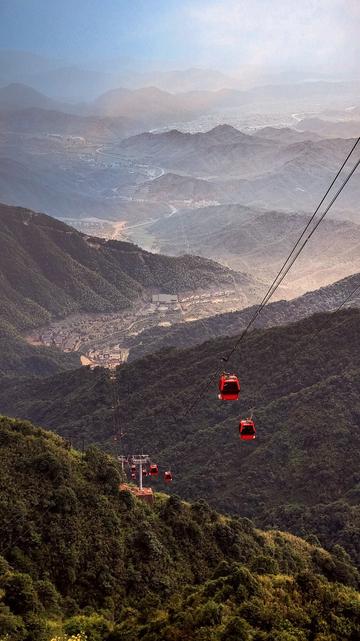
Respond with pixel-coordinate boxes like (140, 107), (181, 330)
(95, 144), (185, 245)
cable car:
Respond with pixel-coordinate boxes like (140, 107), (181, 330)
(149, 464), (159, 477)
(239, 418), (256, 441)
(218, 373), (240, 401)
(164, 471), (173, 483)
(142, 467), (148, 477)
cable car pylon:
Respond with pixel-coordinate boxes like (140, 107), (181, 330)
(108, 367), (174, 503)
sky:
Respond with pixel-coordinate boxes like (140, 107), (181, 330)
(0, 0), (359, 75)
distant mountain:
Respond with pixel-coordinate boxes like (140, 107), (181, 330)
(0, 51), (239, 97)
(0, 203), (260, 374)
(119, 125), (281, 178)
(0, 51), (115, 100)
(0, 50), (64, 84)
(1, 417), (358, 640)
(225, 137), (360, 214)
(3, 308), (359, 567)
(92, 86), (203, 126)
(90, 86), (291, 127)
(0, 82), (64, 111)
(0, 106), (139, 138)
(297, 117), (360, 139)
(127, 272), (360, 361)
(122, 124), (251, 154)
(135, 171), (220, 202)
(149, 205), (360, 295)
(119, 126), (360, 192)
(252, 126), (322, 143)
(122, 67), (240, 93)
(26, 65), (115, 101)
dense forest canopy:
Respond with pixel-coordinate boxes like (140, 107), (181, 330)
(0, 416), (359, 640)
(1, 308), (359, 573)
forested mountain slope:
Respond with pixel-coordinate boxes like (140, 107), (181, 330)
(0, 319), (78, 378)
(0, 203), (254, 332)
(2, 308), (359, 568)
(0, 203), (260, 376)
(0, 416), (359, 640)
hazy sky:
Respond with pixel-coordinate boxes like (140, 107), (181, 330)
(0, 0), (359, 74)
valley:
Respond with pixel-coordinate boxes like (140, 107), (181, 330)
(0, 203), (265, 374)
(2, 90), (359, 286)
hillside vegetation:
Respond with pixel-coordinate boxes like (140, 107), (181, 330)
(0, 203), (257, 375)
(0, 203), (251, 332)
(2, 309), (359, 569)
(0, 319), (78, 378)
(0, 416), (359, 640)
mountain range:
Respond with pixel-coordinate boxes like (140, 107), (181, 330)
(1, 84), (359, 224)
(1, 77), (360, 128)
(119, 127), (360, 219)
(2, 48), (360, 640)
(0, 106), (139, 138)
(119, 125), (359, 186)
(297, 116), (360, 139)
(149, 204), (360, 296)
(119, 125), (289, 178)
(2, 49), (360, 99)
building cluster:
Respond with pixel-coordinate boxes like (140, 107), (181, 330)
(152, 294), (178, 304)
(85, 345), (127, 369)
(40, 329), (82, 352)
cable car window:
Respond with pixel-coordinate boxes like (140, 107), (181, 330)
(223, 382), (239, 393)
(242, 425), (255, 435)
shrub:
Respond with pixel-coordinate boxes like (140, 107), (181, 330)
(64, 614), (112, 641)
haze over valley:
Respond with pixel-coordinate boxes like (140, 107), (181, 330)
(1, 44), (360, 384)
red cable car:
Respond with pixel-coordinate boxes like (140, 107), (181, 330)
(239, 418), (256, 441)
(218, 373), (240, 401)
(164, 471), (173, 483)
(149, 464), (159, 477)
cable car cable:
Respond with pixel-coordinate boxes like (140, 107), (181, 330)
(244, 137), (360, 317)
(223, 144), (360, 364)
(185, 145), (360, 415)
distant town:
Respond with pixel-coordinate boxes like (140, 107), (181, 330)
(26, 288), (245, 368)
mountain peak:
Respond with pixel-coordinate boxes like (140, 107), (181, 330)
(207, 124), (240, 134)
